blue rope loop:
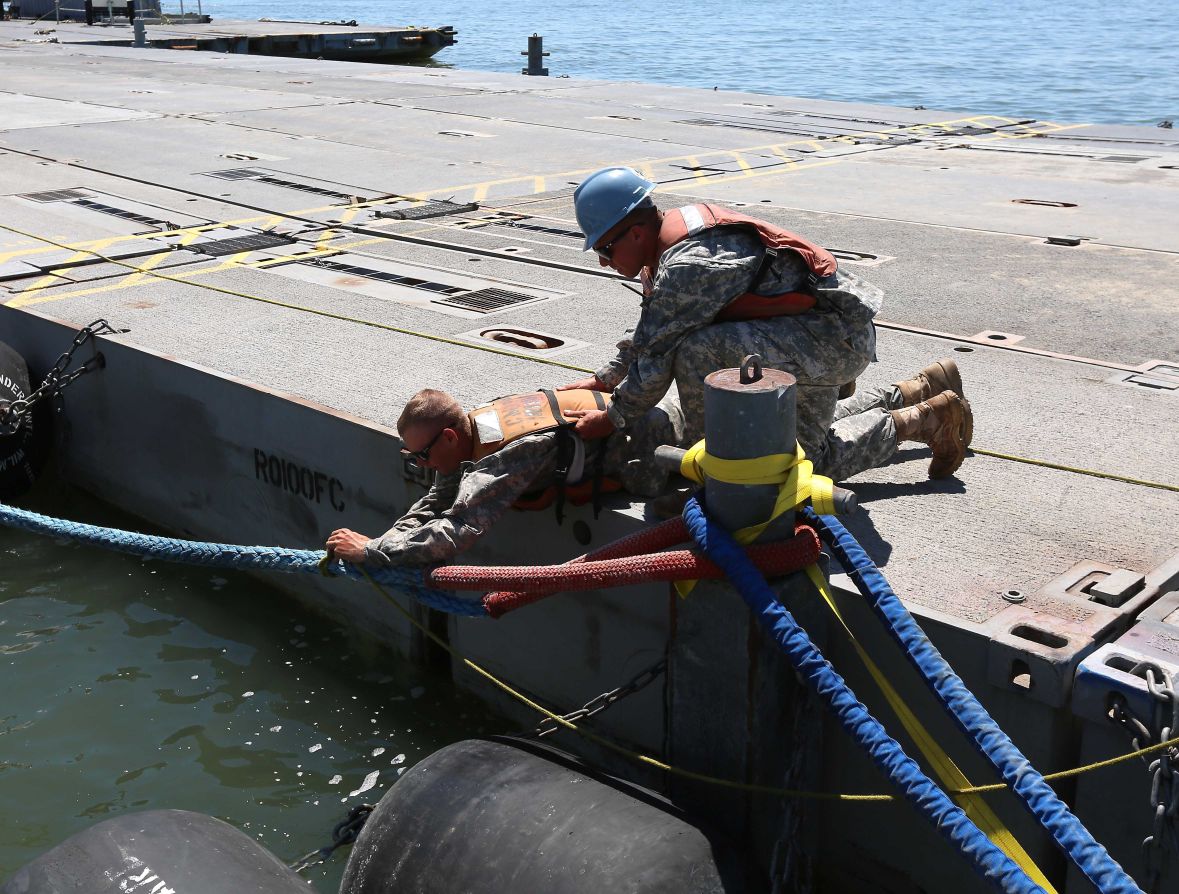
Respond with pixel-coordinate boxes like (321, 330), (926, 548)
(681, 496), (1047, 894)
(803, 508), (1141, 893)
(0, 502), (486, 618)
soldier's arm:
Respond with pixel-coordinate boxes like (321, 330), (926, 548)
(593, 334), (635, 390)
(363, 435), (559, 567)
(608, 240), (756, 427)
(388, 471), (462, 533)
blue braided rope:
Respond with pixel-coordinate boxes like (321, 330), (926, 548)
(682, 497), (1045, 894)
(0, 502), (487, 618)
(805, 508), (1140, 893)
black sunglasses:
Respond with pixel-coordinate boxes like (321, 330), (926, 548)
(403, 427), (447, 462)
(594, 224), (634, 261)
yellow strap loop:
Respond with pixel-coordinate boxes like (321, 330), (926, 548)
(677, 438), (1053, 885)
(804, 565), (1057, 891)
(675, 441), (835, 596)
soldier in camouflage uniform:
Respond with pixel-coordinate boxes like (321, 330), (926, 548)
(562, 167), (972, 488)
(325, 388), (679, 567)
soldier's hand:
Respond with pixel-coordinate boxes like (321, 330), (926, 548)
(556, 375), (609, 392)
(565, 408), (616, 440)
(326, 528), (370, 563)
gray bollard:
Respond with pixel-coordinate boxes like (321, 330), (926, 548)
(132, 17), (145, 46)
(703, 354), (797, 541)
(520, 33), (549, 76)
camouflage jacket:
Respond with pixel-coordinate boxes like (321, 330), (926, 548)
(364, 432), (559, 567)
(599, 225), (875, 429)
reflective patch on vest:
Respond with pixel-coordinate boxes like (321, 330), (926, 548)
(472, 409), (503, 444)
(679, 204), (706, 236)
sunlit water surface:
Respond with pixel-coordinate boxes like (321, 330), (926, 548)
(0, 488), (503, 891)
(204, 0), (1178, 125)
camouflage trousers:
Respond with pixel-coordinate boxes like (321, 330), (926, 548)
(667, 316), (901, 483)
(603, 393), (686, 497)
(604, 381), (901, 495)
(825, 384), (903, 481)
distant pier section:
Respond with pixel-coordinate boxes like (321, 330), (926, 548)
(1, 2), (456, 62)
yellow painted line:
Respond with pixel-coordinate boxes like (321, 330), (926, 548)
(111, 250), (174, 288)
(673, 157), (845, 188)
(730, 151), (754, 173)
(18, 234), (137, 295)
(769, 146), (799, 165)
(116, 230), (203, 288)
(0, 111), (1091, 281)
(11, 262), (205, 307)
(684, 156), (710, 181)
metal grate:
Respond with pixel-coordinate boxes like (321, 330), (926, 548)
(376, 200), (480, 221)
(71, 198), (174, 229)
(675, 118), (817, 136)
(202, 169), (369, 202)
(194, 231), (296, 257)
(484, 214), (583, 239)
(255, 175), (366, 202)
(433, 288), (544, 313)
(18, 188), (91, 203)
(309, 258), (467, 295)
(202, 168), (266, 181)
(944, 125), (997, 136)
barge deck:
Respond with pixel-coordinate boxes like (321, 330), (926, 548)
(0, 30), (1177, 893)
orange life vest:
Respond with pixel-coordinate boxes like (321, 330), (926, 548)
(469, 389), (616, 522)
(469, 389), (610, 461)
(655, 203), (838, 321)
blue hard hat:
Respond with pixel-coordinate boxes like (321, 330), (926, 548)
(573, 166), (657, 250)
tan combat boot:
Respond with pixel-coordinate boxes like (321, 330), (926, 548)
(895, 359), (964, 406)
(889, 390), (973, 479)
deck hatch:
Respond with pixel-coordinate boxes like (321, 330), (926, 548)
(376, 200), (480, 221)
(71, 198), (174, 230)
(18, 188), (92, 203)
(433, 288), (544, 313)
(193, 231), (296, 257)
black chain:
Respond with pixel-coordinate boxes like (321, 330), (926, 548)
(1107, 663), (1179, 893)
(288, 803), (375, 874)
(0, 319), (120, 437)
(530, 657), (667, 739)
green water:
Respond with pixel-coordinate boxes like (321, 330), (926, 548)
(0, 488), (503, 891)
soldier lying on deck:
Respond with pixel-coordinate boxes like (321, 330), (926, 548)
(325, 386), (681, 567)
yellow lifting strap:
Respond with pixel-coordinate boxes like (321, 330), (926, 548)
(804, 566), (1056, 891)
(674, 441), (835, 596)
(676, 438), (1053, 887)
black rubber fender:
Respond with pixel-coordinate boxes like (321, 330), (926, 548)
(340, 737), (752, 894)
(0, 339), (49, 500)
(0, 809), (310, 894)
